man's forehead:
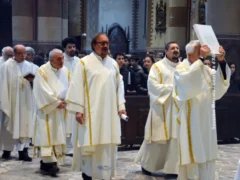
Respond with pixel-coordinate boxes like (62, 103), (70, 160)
(169, 43), (179, 48)
(67, 43), (76, 47)
(16, 48), (26, 52)
(54, 52), (63, 57)
(117, 55), (124, 58)
(97, 35), (109, 41)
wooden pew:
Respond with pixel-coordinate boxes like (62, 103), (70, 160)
(122, 93), (240, 145)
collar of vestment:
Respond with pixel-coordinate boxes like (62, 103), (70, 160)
(48, 61), (60, 72)
(64, 53), (74, 61)
(164, 56), (179, 67)
(92, 52), (108, 61)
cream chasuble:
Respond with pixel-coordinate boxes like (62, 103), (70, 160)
(173, 59), (230, 179)
(0, 57), (6, 67)
(0, 57), (6, 132)
(0, 59), (34, 139)
(65, 52), (125, 179)
(30, 62), (39, 75)
(144, 57), (180, 142)
(33, 62), (69, 159)
(135, 57), (179, 174)
(63, 53), (79, 136)
(66, 52), (125, 149)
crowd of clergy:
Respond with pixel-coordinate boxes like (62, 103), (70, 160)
(0, 32), (232, 180)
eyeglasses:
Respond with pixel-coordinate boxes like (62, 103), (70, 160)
(96, 41), (109, 46)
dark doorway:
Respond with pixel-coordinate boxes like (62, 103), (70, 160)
(108, 23), (128, 56)
(0, 0), (12, 51)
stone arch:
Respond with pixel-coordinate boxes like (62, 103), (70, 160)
(108, 23), (129, 56)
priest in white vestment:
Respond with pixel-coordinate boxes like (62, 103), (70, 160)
(134, 42), (180, 178)
(0, 45), (34, 161)
(65, 33), (126, 180)
(0, 46), (14, 150)
(0, 46), (13, 66)
(62, 37), (79, 156)
(26, 46), (39, 74)
(173, 41), (230, 180)
(33, 49), (68, 176)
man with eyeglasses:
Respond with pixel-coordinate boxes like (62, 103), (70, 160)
(0, 46), (14, 66)
(0, 44), (34, 161)
(65, 33), (126, 180)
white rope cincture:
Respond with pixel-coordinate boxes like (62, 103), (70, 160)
(211, 53), (216, 130)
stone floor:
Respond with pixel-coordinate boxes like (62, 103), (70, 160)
(0, 144), (240, 180)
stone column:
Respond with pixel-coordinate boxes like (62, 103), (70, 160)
(166, 0), (188, 50)
(147, 0), (188, 57)
(68, 0), (82, 36)
(12, 0), (34, 44)
(37, 0), (68, 53)
(206, 0), (240, 78)
(85, 0), (99, 52)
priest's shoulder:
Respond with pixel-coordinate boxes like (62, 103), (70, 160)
(152, 58), (165, 69)
(110, 57), (119, 67)
(78, 55), (90, 65)
(176, 59), (189, 71)
(37, 63), (48, 73)
(3, 58), (15, 65)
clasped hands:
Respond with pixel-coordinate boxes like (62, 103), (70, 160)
(75, 110), (127, 125)
(200, 45), (226, 62)
(57, 101), (66, 109)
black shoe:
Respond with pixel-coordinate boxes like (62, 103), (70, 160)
(165, 174), (178, 179)
(40, 160), (59, 177)
(82, 173), (92, 180)
(19, 148), (32, 161)
(141, 167), (152, 176)
(2, 151), (11, 160)
(53, 162), (60, 173)
(65, 153), (73, 157)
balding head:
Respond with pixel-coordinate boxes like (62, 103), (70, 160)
(49, 49), (64, 69)
(14, 44), (26, 63)
(2, 46), (13, 61)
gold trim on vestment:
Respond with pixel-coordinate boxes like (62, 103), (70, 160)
(46, 114), (51, 146)
(179, 143), (182, 165)
(64, 109), (67, 120)
(200, 66), (213, 89)
(20, 77), (24, 91)
(68, 71), (71, 82)
(80, 60), (93, 145)
(177, 119), (181, 126)
(113, 66), (119, 79)
(38, 68), (47, 81)
(174, 99), (181, 125)
(162, 104), (168, 140)
(65, 99), (85, 107)
(153, 64), (168, 140)
(173, 99), (180, 112)
(187, 100), (195, 163)
(153, 64), (162, 84)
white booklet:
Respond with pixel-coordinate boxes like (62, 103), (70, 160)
(193, 24), (220, 54)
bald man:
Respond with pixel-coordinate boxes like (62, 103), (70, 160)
(0, 46), (13, 66)
(0, 44), (34, 161)
(33, 49), (68, 176)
